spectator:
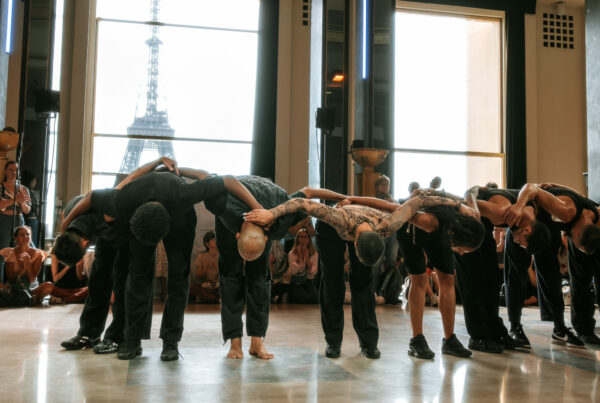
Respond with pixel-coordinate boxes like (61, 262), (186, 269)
(270, 240), (289, 303)
(0, 160), (31, 249)
(375, 175), (393, 202)
(430, 176), (442, 190)
(20, 170), (40, 247)
(408, 181), (420, 196)
(286, 229), (319, 303)
(190, 230), (219, 303)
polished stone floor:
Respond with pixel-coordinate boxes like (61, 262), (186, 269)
(1, 302), (599, 402)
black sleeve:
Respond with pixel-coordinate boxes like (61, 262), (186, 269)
(190, 176), (228, 215)
(90, 189), (118, 218)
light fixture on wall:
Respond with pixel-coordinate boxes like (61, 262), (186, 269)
(5, 0), (14, 53)
(330, 70), (344, 82)
(555, 1), (566, 16)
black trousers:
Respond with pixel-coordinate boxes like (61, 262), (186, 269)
(567, 238), (600, 335)
(504, 229), (565, 329)
(315, 220), (378, 348)
(77, 238), (128, 342)
(454, 231), (508, 341)
(216, 217), (272, 341)
(124, 209), (196, 341)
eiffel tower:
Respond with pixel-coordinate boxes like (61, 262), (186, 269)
(119, 0), (175, 173)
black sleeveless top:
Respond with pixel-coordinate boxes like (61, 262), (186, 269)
(477, 188), (521, 231)
(544, 187), (599, 234)
(397, 219), (454, 274)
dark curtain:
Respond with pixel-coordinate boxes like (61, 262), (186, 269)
(250, 0), (279, 181)
(505, 11), (527, 188)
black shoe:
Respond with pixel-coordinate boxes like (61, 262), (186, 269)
(441, 334), (472, 357)
(360, 346), (381, 359)
(93, 339), (119, 354)
(500, 334), (525, 350)
(117, 340), (142, 360)
(468, 338), (503, 354)
(325, 342), (341, 358)
(552, 328), (584, 347)
(408, 334), (435, 359)
(60, 335), (100, 351)
(580, 333), (600, 345)
(160, 340), (180, 361)
(509, 325), (531, 348)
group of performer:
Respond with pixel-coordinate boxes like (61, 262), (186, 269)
(53, 156), (600, 361)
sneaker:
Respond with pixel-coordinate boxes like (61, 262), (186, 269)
(160, 340), (180, 361)
(509, 325), (531, 348)
(360, 346), (381, 359)
(325, 342), (341, 358)
(441, 334), (472, 357)
(552, 328), (584, 347)
(500, 334), (525, 350)
(468, 338), (503, 354)
(60, 335), (100, 350)
(408, 334), (435, 359)
(117, 340), (143, 360)
(580, 333), (600, 345)
(93, 339), (119, 354)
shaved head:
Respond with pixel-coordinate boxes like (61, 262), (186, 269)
(238, 222), (267, 261)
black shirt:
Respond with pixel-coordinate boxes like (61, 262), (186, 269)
(545, 187), (599, 234)
(65, 195), (111, 243)
(204, 175), (306, 240)
(91, 172), (227, 225)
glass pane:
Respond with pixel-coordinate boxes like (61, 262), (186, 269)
(392, 151), (503, 199)
(97, 0), (259, 31)
(94, 20), (257, 142)
(394, 12), (501, 153)
(92, 136), (252, 176)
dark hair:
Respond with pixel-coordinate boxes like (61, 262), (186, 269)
(13, 225), (31, 238)
(580, 224), (600, 254)
(524, 220), (552, 254)
(52, 231), (86, 266)
(130, 202), (171, 245)
(20, 170), (36, 188)
(2, 160), (17, 182)
(425, 205), (485, 250)
(485, 182), (499, 189)
(429, 176), (442, 189)
(356, 231), (385, 267)
(203, 230), (216, 251)
(408, 182), (420, 193)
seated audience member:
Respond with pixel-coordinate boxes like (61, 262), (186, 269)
(0, 226), (47, 306)
(189, 230), (219, 303)
(270, 240), (289, 303)
(43, 252), (89, 303)
(375, 175), (393, 202)
(286, 229), (319, 303)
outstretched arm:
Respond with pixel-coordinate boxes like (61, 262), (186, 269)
(300, 187), (348, 201)
(340, 196), (400, 213)
(505, 183), (576, 226)
(60, 192), (92, 233)
(222, 175), (263, 210)
(388, 195), (462, 232)
(116, 156), (179, 189)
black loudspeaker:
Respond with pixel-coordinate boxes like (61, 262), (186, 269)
(316, 107), (335, 132)
(34, 90), (60, 113)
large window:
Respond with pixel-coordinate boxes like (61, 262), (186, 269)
(91, 0), (259, 188)
(394, 7), (504, 198)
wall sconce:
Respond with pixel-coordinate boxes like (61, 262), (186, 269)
(330, 70), (344, 82)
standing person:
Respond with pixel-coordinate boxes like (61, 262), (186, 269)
(203, 178), (336, 360)
(0, 161), (31, 249)
(245, 193), (481, 359)
(20, 171), (40, 247)
(506, 183), (599, 345)
(61, 168), (263, 361)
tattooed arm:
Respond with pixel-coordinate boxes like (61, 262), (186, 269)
(387, 195), (461, 232)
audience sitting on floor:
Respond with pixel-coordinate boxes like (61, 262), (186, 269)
(46, 250), (89, 304)
(189, 230), (219, 303)
(286, 228), (319, 303)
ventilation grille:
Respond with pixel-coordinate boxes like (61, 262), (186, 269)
(302, 0), (311, 27)
(542, 13), (575, 49)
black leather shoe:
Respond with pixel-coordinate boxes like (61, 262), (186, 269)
(509, 325), (531, 348)
(325, 342), (341, 358)
(60, 335), (100, 351)
(160, 340), (180, 361)
(117, 340), (142, 360)
(93, 339), (119, 354)
(360, 346), (381, 359)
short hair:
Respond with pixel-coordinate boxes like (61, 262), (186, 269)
(237, 222), (266, 261)
(3, 160), (17, 182)
(356, 231), (385, 267)
(130, 202), (171, 245)
(485, 181), (499, 189)
(375, 175), (390, 188)
(52, 231), (86, 267)
(524, 220), (552, 254)
(447, 214), (486, 250)
(430, 176), (442, 189)
(203, 230), (216, 251)
(408, 182), (420, 193)
(580, 224), (600, 254)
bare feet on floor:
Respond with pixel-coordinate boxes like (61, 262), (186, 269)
(248, 337), (274, 360)
(227, 337), (243, 359)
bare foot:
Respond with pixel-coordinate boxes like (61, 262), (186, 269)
(248, 337), (274, 360)
(227, 338), (243, 359)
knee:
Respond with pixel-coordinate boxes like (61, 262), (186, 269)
(410, 274), (428, 289)
(436, 272), (455, 288)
